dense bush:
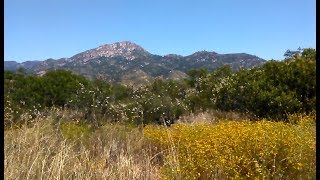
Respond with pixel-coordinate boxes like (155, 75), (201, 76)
(190, 48), (316, 119)
(126, 79), (189, 125)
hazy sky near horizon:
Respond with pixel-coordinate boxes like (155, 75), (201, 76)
(5, 0), (316, 62)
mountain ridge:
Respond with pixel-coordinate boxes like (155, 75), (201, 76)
(4, 41), (266, 85)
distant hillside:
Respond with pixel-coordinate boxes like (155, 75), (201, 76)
(4, 60), (42, 71)
(4, 41), (266, 85)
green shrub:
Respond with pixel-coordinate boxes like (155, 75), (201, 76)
(60, 122), (92, 140)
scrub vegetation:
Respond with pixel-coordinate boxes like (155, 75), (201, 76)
(4, 48), (316, 179)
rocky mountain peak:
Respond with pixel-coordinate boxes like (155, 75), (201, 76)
(189, 50), (218, 56)
(98, 41), (146, 52)
(71, 41), (150, 62)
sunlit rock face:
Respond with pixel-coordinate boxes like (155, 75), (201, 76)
(70, 41), (150, 62)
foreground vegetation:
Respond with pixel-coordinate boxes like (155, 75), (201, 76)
(5, 108), (160, 179)
(4, 48), (316, 179)
(144, 114), (316, 179)
(5, 109), (315, 179)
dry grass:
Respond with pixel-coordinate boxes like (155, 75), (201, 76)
(4, 110), (161, 180)
(177, 110), (249, 124)
(5, 109), (316, 180)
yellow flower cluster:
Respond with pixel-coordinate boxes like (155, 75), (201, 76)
(144, 115), (315, 179)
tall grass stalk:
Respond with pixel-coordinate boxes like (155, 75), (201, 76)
(4, 111), (161, 180)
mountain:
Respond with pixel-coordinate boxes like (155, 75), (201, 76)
(4, 41), (266, 85)
(4, 60), (42, 71)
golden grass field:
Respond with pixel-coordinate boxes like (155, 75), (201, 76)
(4, 109), (316, 179)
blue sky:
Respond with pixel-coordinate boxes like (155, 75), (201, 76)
(5, 0), (316, 62)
